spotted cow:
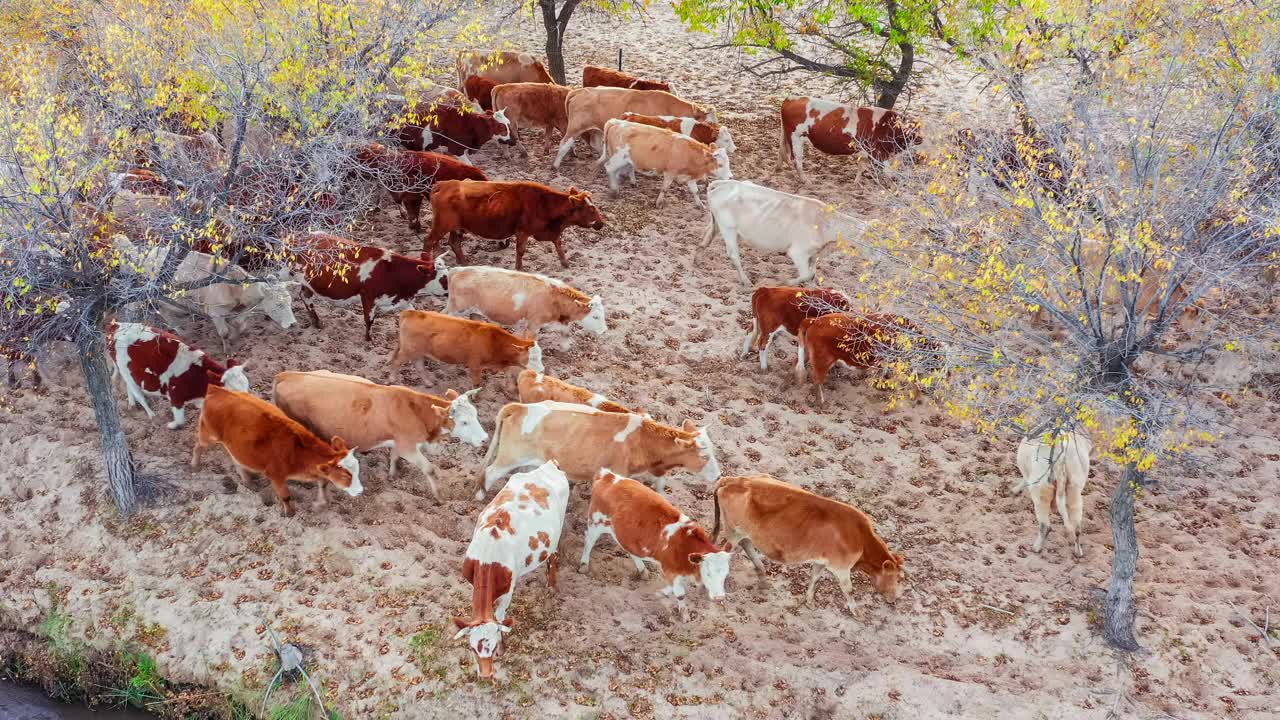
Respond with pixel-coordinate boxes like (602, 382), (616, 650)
(741, 286), (853, 370)
(779, 97), (921, 182)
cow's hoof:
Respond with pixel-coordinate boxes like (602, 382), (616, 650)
(474, 489), (486, 502)
(577, 563), (589, 575)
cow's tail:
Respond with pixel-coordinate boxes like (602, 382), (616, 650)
(778, 112), (791, 168)
(711, 483), (723, 541)
(700, 209), (717, 249)
(478, 404), (508, 496)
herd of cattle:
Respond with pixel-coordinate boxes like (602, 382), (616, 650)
(15, 49), (1098, 679)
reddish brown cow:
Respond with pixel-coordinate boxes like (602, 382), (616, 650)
(794, 312), (941, 406)
(463, 76), (498, 111)
(780, 97), (922, 182)
(287, 231), (449, 342)
(397, 101), (516, 159)
(742, 286), (853, 370)
(389, 310), (542, 388)
(489, 83), (572, 154)
(424, 180), (605, 270)
(582, 66), (672, 92)
(192, 385), (361, 517)
(354, 143), (488, 231)
(107, 321), (249, 429)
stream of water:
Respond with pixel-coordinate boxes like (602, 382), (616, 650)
(0, 680), (154, 719)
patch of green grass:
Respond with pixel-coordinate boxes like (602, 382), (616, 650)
(103, 650), (164, 709)
(407, 625), (448, 680)
(39, 583), (83, 679)
(268, 691), (341, 720)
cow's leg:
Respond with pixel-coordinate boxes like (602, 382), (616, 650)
(546, 552), (558, 590)
(553, 134), (577, 168)
(790, 133), (809, 183)
(653, 476), (667, 494)
(415, 359), (430, 387)
(1060, 479), (1085, 558)
(268, 476), (295, 517)
(811, 358), (831, 407)
(578, 516), (611, 572)
(740, 318), (760, 360)
(467, 364), (485, 389)
(661, 575), (690, 622)
(166, 404), (186, 430)
(833, 567), (857, 614)
(403, 445), (441, 504)
(513, 233), (529, 271)
(760, 327), (785, 371)
(550, 234), (569, 268)
(629, 554), (648, 579)
(788, 246), (816, 284)
(741, 539), (767, 575)
(316, 480), (330, 506)
(656, 174), (673, 206)
(360, 295), (376, 342)
(404, 193), (423, 232)
(1029, 482), (1054, 553)
(720, 222), (750, 286)
(686, 180), (704, 209)
(232, 462), (253, 488)
(804, 563), (823, 605)
(301, 287), (322, 329)
(190, 434), (209, 469)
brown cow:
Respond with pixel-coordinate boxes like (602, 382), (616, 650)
(580, 469), (732, 621)
(516, 370), (635, 414)
(390, 310), (543, 388)
(794, 312), (941, 406)
(423, 180), (605, 270)
(489, 82), (571, 154)
(354, 143), (487, 231)
(713, 474), (904, 613)
(555, 87), (716, 168)
(779, 97), (922, 182)
(742, 286), (853, 370)
(397, 101), (516, 159)
(582, 66), (672, 93)
(456, 49), (554, 86)
(192, 385), (361, 517)
(463, 75), (498, 111)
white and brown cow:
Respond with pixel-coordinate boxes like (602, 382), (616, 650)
(702, 180), (868, 285)
(454, 460), (569, 679)
(390, 310), (543, 388)
(619, 112), (735, 154)
(742, 286), (853, 370)
(445, 266), (606, 339)
(272, 370), (486, 502)
(555, 87), (716, 168)
(581, 469), (732, 621)
(598, 119), (731, 207)
(713, 474), (904, 613)
(456, 49), (554, 87)
(478, 401), (720, 500)
(516, 370), (636, 415)
(108, 321), (249, 429)
(779, 97), (922, 182)
(1015, 431), (1092, 557)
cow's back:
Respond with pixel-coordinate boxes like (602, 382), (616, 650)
(201, 386), (304, 459)
(273, 371), (403, 450)
(717, 475), (860, 565)
(492, 402), (633, 479)
(492, 83), (570, 131)
(448, 266), (542, 324)
(567, 88), (702, 133)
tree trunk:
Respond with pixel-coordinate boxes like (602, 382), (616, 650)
(539, 0), (581, 85)
(874, 41), (913, 109)
(1103, 464), (1142, 650)
(77, 330), (139, 515)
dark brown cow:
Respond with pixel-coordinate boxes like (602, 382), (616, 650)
(794, 312), (941, 406)
(397, 101), (516, 159)
(582, 66), (672, 92)
(741, 286), (853, 370)
(423, 180), (605, 270)
(354, 143), (488, 231)
(287, 232), (448, 341)
(780, 97), (922, 182)
(463, 75), (498, 111)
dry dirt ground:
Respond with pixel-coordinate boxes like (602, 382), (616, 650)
(2, 6), (1278, 720)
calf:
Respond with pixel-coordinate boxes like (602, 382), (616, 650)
(702, 179), (868, 285)
(354, 143), (488, 231)
(454, 460), (569, 679)
(598, 119), (731, 207)
(489, 82), (571, 154)
(581, 469), (731, 621)
(424, 180), (605, 270)
(516, 370), (635, 414)
(556, 87), (716, 168)
(713, 474), (904, 613)
(192, 385), (361, 517)
(582, 66), (672, 92)
(779, 97), (921, 182)
(272, 370), (486, 501)
(108, 321), (249, 429)
(479, 401), (719, 499)
(445, 265), (606, 338)
(456, 49), (554, 86)
(462, 75), (498, 111)
(794, 312), (939, 406)
(286, 231), (449, 342)
(161, 251), (297, 348)
(1015, 431), (1091, 557)
(742, 286), (853, 370)
(397, 100), (516, 159)
(619, 112), (735, 154)
(390, 310), (543, 389)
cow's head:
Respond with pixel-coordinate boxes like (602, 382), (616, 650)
(711, 147), (732, 181)
(579, 296), (607, 336)
(453, 616), (512, 679)
(351, 143), (387, 177)
(898, 116), (923, 148)
(687, 420), (721, 482)
(690, 542), (733, 601)
(257, 281), (297, 330)
(319, 436), (362, 497)
(524, 341), (544, 374)
(565, 187), (605, 230)
(870, 552), (905, 602)
(655, 420), (720, 481)
(700, 104), (718, 123)
(490, 109), (517, 146)
(418, 255), (449, 296)
(220, 362), (250, 392)
(716, 125), (737, 155)
(444, 388), (487, 447)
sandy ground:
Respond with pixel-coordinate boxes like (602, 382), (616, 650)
(2, 5), (1278, 719)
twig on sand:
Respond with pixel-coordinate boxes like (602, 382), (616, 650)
(977, 604), (1015, 616)
(1228, 603), (1274, 650)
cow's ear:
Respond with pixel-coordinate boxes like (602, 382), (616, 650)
(330, 436), (348, 452)
(681, 419), (696, 433)
(501, 617), (515, 629)
(445, 389), (459, 400)
(893, 552), (905, 567)
(452, 616), (470, 631)
(417, 263), (432, 275)
(882, 559), (897, 572)
(566, 185), (577, 194)
(688, 553), (704, 565)
(721, 542), (732, 553)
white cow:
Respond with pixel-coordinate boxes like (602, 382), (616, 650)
(454, 460), (570, 679)
(701, 179), (869, 285)
(1015, 431), (1092, 557)
(163, 251), (296, 347)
